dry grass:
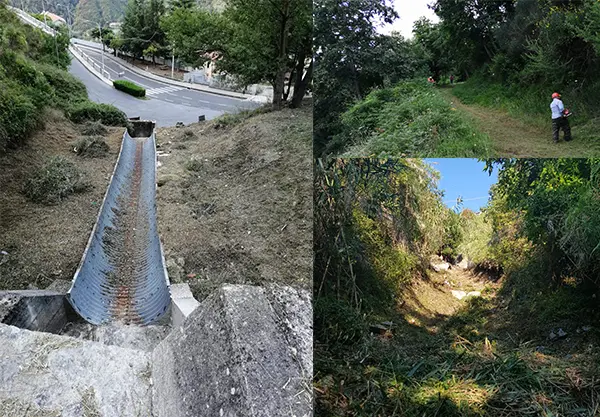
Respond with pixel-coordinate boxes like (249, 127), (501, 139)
(0, 114), (122, 290)
(155, 100), (312, 300)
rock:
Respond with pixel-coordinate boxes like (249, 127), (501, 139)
(451, 290), (467, 300)
(451, 290), (481, 300)
(370, 324), (388, 334)
(549, 331), (557, 340)
(457, 258), (470, 269)
(430, 261), (450, 272)
(175, 122), (184, 128)
(176, 257), (185, 268)
(152, 284), (312, 417)
(557, 328), (567, 338)
(0, 324), (152, 417)
(582, 325), (592, 332)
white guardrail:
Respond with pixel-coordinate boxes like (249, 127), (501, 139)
(71, 44), (112, 81)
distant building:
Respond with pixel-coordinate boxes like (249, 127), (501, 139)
(41, 11), (66, 25)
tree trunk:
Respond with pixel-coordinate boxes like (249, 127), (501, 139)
(291, 59), (312, 108)
(272, 0), (291, 110)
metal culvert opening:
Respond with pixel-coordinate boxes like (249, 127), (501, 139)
(68, 124), (170, 325)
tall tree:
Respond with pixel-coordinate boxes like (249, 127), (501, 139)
(313, 0), (398, 154)
(162, 0), (312, 109)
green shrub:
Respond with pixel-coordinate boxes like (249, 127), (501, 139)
(0, 82), (39, 151)
(24, 156), (89, 204)
(79, 120), (108, 136)
(113, 79), (146, 97)
(67, 101), (127, 126)
(36, 63), (87, 107)
(73, 136), (109, 157)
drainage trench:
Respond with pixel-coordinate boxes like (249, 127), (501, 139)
(67, 122), (171, 325)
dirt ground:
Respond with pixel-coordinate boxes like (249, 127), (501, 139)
(155, 101), (312, 300)
(130, 59), (187, 81)
(0, 110), (123, 291)
(0, 102), (312, 301)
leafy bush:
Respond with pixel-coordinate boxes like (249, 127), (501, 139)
(73, 136), (109, 157)
(113, 79), (146, 97)
(67, 101), (127, 126)
(24, 156), (89, 204)
(0, 82), (39, 151)
(36, 63), (87, 107)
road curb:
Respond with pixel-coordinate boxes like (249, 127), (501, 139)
(73, 42), (268, 102)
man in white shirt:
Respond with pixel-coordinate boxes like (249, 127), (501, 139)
(550, 92), (571, 143)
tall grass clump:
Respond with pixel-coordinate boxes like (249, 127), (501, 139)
(334, 81), (492, 158)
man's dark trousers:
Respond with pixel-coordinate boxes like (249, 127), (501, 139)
(552, 117), (572, 142)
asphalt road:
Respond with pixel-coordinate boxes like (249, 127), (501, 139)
(69, 56), (222, 126)
(77, 45), (257, 112)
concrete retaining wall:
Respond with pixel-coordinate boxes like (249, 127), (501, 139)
(152, 284), (313, 417)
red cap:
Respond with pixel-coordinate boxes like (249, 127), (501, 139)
(552, 92), (561, 99)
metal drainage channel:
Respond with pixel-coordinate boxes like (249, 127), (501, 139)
(68, 123), (170, 325)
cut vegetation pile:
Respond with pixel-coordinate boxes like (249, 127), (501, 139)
(154, 102), (312, 300)
(24, 156), (89, 204)
(73, 135), (109, 158)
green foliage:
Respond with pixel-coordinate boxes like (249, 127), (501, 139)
(440, 210), (463, 262)
(66, 101), (127, 125)
(315, 158), (451, 313)
(121, 0), (167, 60)
(72, 0), (128, 34)
(23, 156), (89, 204)
(36, 62), (88, 106)
(162, 0), (312, 108)
(0, 3), (92, 151)
(313, 0), (430, 155)
(113, 79), (146, 97)
(335, 81), (492, 157)
(0, 80), (39, 151)
(457, 210), (493, 264)
(353, 210), (418, 293)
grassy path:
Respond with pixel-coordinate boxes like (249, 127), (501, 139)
(438, 87), (600, 157)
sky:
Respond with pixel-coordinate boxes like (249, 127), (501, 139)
(378, 0), (440, 39)
(425, 159), (498, 212)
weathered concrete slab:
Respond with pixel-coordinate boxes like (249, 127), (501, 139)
(152, 284), (313, 417)
(0, 323), (152, 417)
(60, 322), (170, 352)
(170, 283), (200, 329)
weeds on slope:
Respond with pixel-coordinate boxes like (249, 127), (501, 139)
(315, 267), (600, 417)
(328, 81), (492, 158)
